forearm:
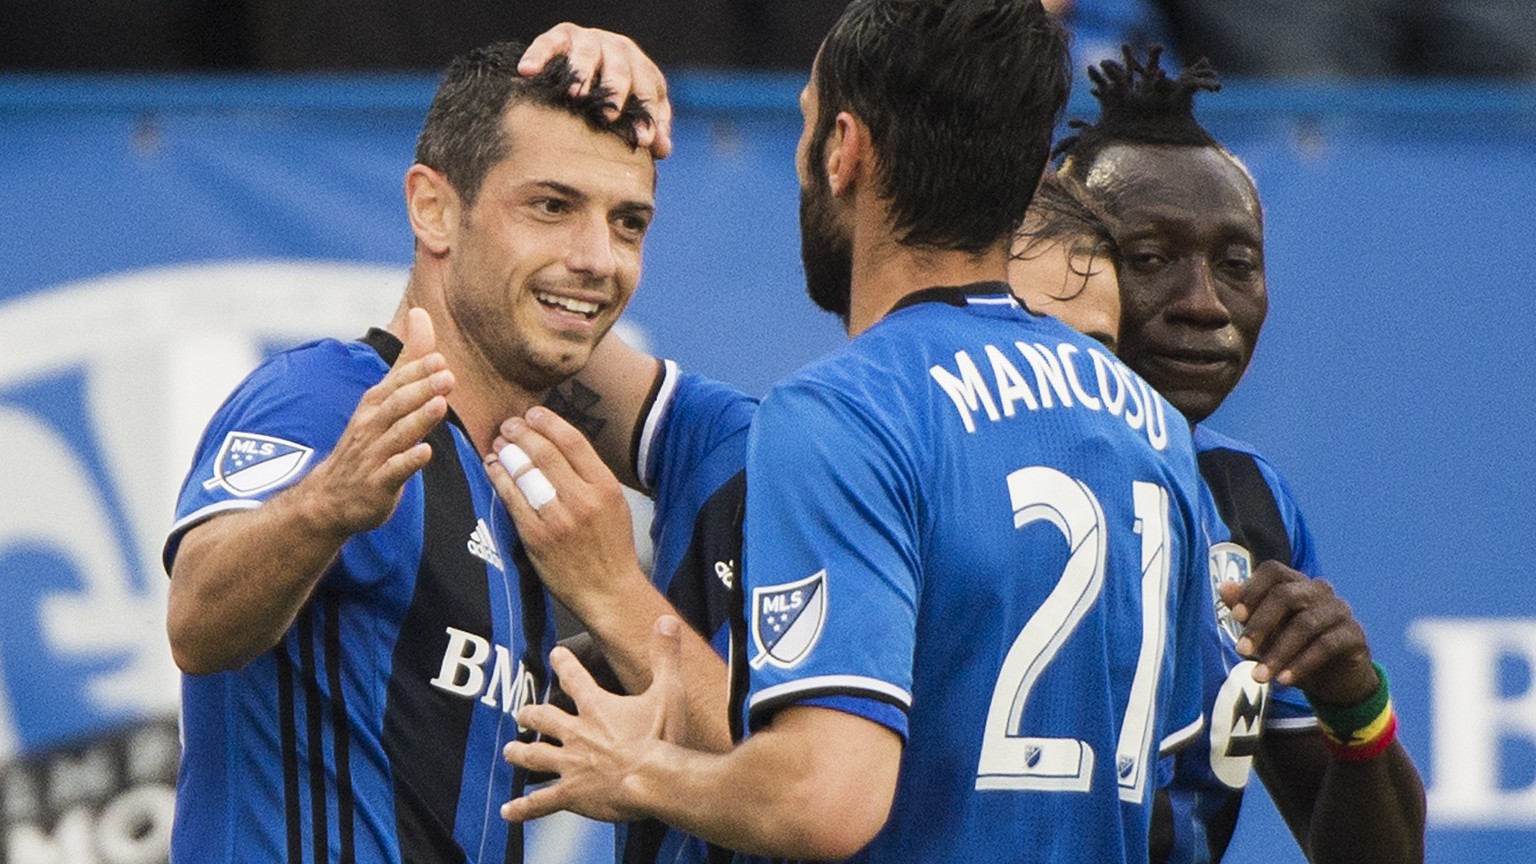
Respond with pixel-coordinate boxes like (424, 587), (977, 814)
(558, 335), (661, 489)
(620, 707), (899, 859)
(167, 484), (347, 674)
(1306, 740), (1426, 864)
(573, 571), (731, 752)
(1259, 732), (1426, 864)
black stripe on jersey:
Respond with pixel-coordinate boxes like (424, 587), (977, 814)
(748, 684), (911, 728)
(1196, 447), (1294, 566)
(298, 609), (330, 864)
(1205, 788), (1245, 863)
(724, 475), (749, 746)
(503, 538), (551, 862)
(277, 641), (303, 864)
(665, 470), (746, 655)
(1150, 788), (1175, 864)
(324, 591), (356, 864)
(629, 359), (669, 494)
(623, 473), (746, 864)
(381, 419), (484, 864)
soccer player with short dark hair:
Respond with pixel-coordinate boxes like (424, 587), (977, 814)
(497, 3), (1215, 860)
(1054, 45), (1428, 864)
(162, 39), (678, 862)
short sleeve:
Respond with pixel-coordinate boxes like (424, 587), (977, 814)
(162, 341), (378, 573)
(741, 377), (921, 740)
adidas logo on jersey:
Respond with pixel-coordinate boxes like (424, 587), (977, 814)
(466, 518), (504, 572)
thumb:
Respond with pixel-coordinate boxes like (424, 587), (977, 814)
(1217, 580), (1245, 614)
(400, 307), (437, 364)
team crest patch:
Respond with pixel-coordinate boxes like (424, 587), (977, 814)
(1208, 542), (1253, 643)
(202, 431), (314, 497)
(750, 570), (827, 670)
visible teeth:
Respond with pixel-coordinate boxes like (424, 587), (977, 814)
(534, 291), (600, 318)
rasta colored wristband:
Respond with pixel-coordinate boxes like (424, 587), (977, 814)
(1311, 661), (1397, 761)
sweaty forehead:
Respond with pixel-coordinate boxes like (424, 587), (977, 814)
(1082, 144), (1261, 237)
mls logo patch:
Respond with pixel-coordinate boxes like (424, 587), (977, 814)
(1207, 541), (1253, 643)
(202, 431), (314, 497)
(750, 570), (827, 670)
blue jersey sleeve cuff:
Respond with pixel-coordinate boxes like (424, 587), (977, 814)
(746, 675), (912, 741)
(749, 693), (910, 742)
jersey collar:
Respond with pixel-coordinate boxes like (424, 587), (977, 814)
(360, 328), (468, 433)
(886, 281), (1019, 316)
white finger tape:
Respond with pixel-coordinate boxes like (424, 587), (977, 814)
(497, 443), (533, 476)
(516, 467), (558, 511)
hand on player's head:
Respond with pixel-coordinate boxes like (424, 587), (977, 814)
(519, 23), (673, 159)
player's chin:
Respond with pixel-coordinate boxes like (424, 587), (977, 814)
(1159, 382), (1232, 426)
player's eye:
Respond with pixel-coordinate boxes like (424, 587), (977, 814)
(614, 213), (651, 241)
(531, 197), (569, 217)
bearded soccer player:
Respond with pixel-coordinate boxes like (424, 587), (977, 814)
(494, 3), (1216, 861)
(1054, 47), (1427, 864)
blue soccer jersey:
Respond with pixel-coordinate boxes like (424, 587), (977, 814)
(1153, 425), (1321, 864)
(163, 329), (553, 864)
(741, 284), (1210, 862)
(640, 362), (756, 663)
(618, 363), (756, 864)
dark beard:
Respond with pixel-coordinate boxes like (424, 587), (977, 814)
(799, 178), (854, 324)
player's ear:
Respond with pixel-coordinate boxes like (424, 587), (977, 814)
(405, 164), (459, 256)
(825, 111), (869, 198)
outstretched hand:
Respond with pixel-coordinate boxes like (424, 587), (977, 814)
(300, 307), (452, 537)
(519, 22), (673, 158)
(1219, 560), (1379, 706)
(502, 615), (687, 823)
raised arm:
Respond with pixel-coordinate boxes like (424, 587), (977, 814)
(543, 330), (661, 490)
(1222, 563), (1427, 864)
(167, 309), (451, 673)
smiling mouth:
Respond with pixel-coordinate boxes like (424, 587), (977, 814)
(534, 290), (603, 320)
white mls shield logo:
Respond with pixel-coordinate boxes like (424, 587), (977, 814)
(750, 570), (827, 670)
(203, 431), (314, 497)
(1207, 541), (1253, 643)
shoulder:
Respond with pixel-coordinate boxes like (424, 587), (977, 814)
(1193, 424), (1299, 504)
(249, 337), (387, 394)
(642, 365), (758, 493)
(668, 371), (758, 436)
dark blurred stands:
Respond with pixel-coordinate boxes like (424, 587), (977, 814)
(2, 0), (1530, 78)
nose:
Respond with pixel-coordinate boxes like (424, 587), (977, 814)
(565, 214), (617, 280)
(1166, 259), (1230, 328)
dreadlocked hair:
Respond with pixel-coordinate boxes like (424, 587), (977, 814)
(1052, 44), (1221, 168)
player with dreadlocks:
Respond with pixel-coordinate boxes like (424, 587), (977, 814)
(1054, 46), (1427, 864)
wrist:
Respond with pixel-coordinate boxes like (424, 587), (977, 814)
(560, 565), (656, 633)
(619, 737), (682, 820)
(1310, 661), (1398, 762)
(284, 474), (356, 546)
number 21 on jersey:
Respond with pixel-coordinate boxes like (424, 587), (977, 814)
(976, 466), (1172, 804)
